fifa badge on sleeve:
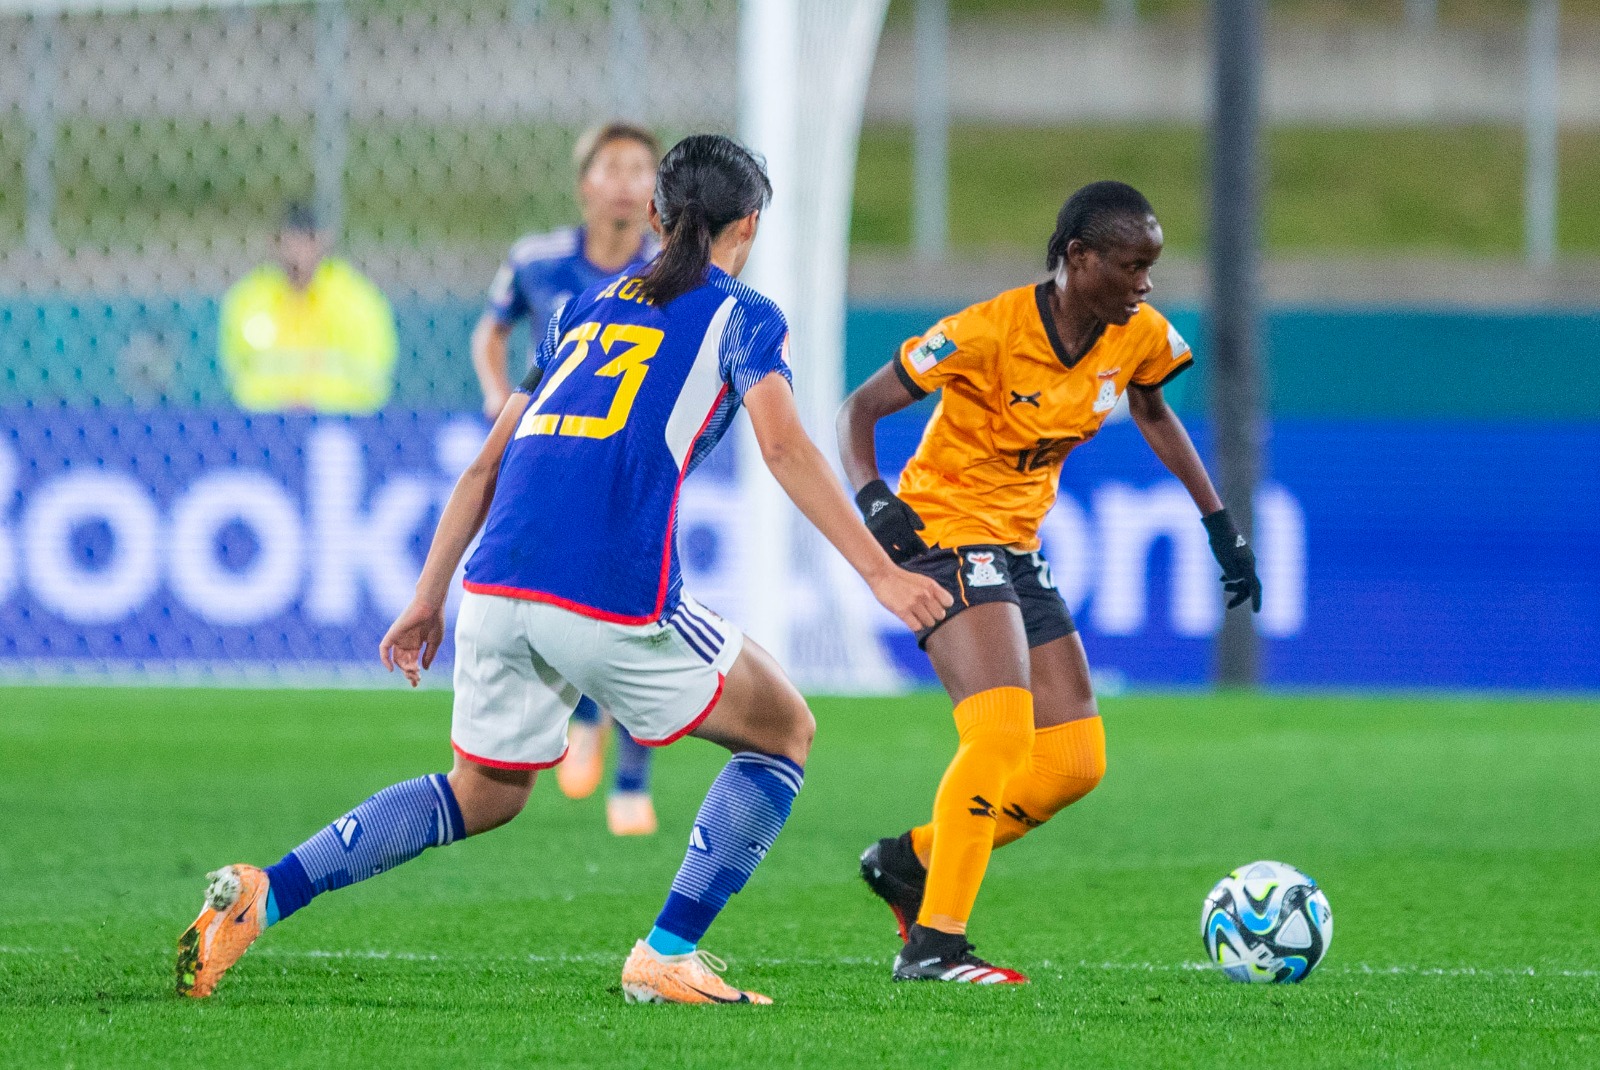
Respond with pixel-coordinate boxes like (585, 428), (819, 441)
(909, 330), (958, 374)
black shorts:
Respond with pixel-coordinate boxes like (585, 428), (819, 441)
(903, 545), (1077, 650)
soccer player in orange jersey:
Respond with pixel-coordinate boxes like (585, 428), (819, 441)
(838, 181), (1262, 983)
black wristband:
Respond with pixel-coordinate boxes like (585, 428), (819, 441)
(854, 478), (894, 517)
(1202, 508), (1241, 545)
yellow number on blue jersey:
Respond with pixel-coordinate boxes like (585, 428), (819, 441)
(516, 322), (665, 441)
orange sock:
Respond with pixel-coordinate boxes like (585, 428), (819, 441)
(916, 687), (1035, 934)
(992, 716), (1105, 847)
(910, 822), (933, 868)
(910, 715), (1106, 863)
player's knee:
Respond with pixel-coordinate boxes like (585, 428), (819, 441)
(770, 694), (815, 764)
(448, 762), (535, 837)
(462, 800), (524, 837)
(795, 703), (817, 755)
(755, 659), (815, 762)
(1039, 713), (1106, 799)
(955, 686), (1036, 773)
(1075, 715), (1107, 787)
(991, 722), (1035, 774)
(1075, 761), (1105, 799)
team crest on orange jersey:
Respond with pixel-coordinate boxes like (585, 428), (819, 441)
(1092, 380), (1120, 413)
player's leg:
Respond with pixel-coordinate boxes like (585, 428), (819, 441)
(176, 758), (532, 999)
(177, 591), (566, 998)
(855, 548), (1034, 981)
(618, 637), (811, 1004)
(903, 634), (1095, 856)
(546, 594), (809, 1005)
(916, 601), (1034, 932)
(558, 695), (607, 800)
(974, 549), (1103, 847)
(261, 753), (532, 923)
(882, 601), (1033, 982)
(990, 631), (1105, 848)
(607, 728), (657, 836)
(870, 553), (1101, 943)
(684, 636), (813, 761)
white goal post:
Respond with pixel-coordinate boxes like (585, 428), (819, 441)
(736, 0), (900, 692)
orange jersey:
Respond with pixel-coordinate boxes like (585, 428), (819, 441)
(893, 281), (1192, 551)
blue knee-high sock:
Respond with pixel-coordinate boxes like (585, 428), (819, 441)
(613, 729), (652, 794)
(646, 752), (803, 956)
(571, 695), (602, 727)
(263, 773), (465, 925)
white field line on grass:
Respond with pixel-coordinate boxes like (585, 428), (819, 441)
(3, 944), (1598, 979)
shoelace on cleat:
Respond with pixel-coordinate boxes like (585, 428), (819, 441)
(688, 950), (730, 978)
(683, 949), (755, 998)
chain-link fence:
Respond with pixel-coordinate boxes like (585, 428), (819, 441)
(2, 0), (736, 409)
(0, 0), (910, 689)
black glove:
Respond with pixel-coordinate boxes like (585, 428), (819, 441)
(1202, 508), (1262, 612)
(855, 479), (929, 564)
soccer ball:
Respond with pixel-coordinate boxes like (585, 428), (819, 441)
(1200, 860), (1332, 983)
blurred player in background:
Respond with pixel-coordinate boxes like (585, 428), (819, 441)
(177, 133), (950, 1006)
(470, 121), (663, 834)
(219, 202), (398, 414)
(839, 181), (1262, 984)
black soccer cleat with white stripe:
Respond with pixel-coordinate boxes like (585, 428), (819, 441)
(859, 832), (927, 942)
(892, 924), (1028, 984)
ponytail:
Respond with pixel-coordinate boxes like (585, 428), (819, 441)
(637, 201), (715, 306)
(636, 134), (772, 306)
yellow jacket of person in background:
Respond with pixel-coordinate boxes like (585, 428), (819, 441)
(219, 259), (398, 414)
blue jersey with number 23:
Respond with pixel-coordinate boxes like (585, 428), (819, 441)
(464, 266), (791, 623)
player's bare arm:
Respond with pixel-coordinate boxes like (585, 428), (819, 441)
(836, 365), (934, 563)
(744, 372), (950, 632)
(380, 392), (532, 683)
(1128, 383), (1261, 611)
(470, 313), (516, 420)
(836, 361), (919, 490)
(1127, 383), (1223, 515)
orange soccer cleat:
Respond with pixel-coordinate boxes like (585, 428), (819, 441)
(176, 864), (270, 998)
(620, 941), (772, 1005)
(557, 719), (606, 800)
(606, 791), (658, 837)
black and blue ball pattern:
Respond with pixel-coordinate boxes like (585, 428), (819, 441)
(1201, 860), (1333, 983)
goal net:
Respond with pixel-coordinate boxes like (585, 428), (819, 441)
(0, 0), (898, 691)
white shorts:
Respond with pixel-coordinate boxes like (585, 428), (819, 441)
(450, 590), (743, 770)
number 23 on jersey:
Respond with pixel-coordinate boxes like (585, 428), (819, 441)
(516, 322), (665, 441)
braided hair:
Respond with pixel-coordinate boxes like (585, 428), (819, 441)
(1045, 181), (1156, 272)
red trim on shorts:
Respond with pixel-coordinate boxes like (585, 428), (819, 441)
(451, 739), (569, 771)
(653, 385), (728, 618)
(461, 581), (657, 626)
(633, 672), (725, 747)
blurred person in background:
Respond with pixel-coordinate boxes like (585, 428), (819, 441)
(470, 121), (663, 835)
(218, 203), (398, 414)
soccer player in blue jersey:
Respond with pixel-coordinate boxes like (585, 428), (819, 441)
(470, 121), (664, 832)
(177, 134), (952, 1006)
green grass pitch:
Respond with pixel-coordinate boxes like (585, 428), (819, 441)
(1, 685), (1596, 1068)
